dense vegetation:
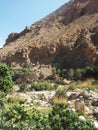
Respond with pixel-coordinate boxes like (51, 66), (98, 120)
(56, 66), (98, 80)
(0, 94), (97, 130)
(0, 63), (98, 129)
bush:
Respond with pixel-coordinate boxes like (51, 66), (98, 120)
(0, 92), (7, 108)
(20, 68), (36, 77)
(75, 68), (83, 80)
(19, 83), (30, 92)
(52, 90), (67, 105)
(31, 81), (57, 91)
(56, 68), (75, 80)
(0, 63), (13, 93)
(67, 83), (77, 90)
(12, 67), (37, 84)
(7, 96), (26, 104)
(84, 66), (98, 79)
(0, 103), (50, 130)
(67, 68), (75, 80)
(0, 102), (97, 130)
(49, 104), (97, 130)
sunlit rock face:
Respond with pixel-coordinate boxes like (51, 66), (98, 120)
(0, 0), (98, 68)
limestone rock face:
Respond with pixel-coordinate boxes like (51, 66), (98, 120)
(0, 0), (98, 68)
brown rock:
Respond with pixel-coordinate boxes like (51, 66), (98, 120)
(62, 79), (71, 85)
(92, 99), (98, 106)
(78, 91), (89, 99)
(68, 93), (78, 100)
(0, 0), (98, 68)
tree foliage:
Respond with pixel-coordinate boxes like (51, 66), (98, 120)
(56, 66), (98, 81)
(49, 104), (97, 130)
(0, 102), (97, 130)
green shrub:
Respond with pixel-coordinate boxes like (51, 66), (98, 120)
(67, 83), (77, 90)
(12, 67), (36, 84)
(67, 68), (75, 80)
(49, 104), (97, 130)
(56, 66), (98, 81)
(0, 102), (97, 130)
(87, 85), (98, 91)
(57, 68), (67, 79)
(19, 68), (36, 77)
(55, 90), (67, 98)
(31, 81), (57, 91)
(84, 66), (98, 79)
(92, 80), (98, 85)
(0, 92), (7, 108)
(19, 83), (30, 92)
(0, 63), (13, 93)
(0, 103), (50, 130)
(7, 96), (26, 104)
(75, 68), (83, 80)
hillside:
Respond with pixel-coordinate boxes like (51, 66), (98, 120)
(0, 1), (98, 128)
(0, 0), (98, 69)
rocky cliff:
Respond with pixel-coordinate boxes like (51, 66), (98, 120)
(0, 0), (98, 68)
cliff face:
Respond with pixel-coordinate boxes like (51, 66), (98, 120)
(0, 0), (98, 68)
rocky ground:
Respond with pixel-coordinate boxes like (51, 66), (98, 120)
(7, 84), (98, 127)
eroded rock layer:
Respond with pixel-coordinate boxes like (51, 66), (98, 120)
(0, 0), (98, 68)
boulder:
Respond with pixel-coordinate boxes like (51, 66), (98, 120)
(78, 90), (89, 99)
(68, 93), (78, 100)
(93, 108), (98, 119)
(92, 99), (98, 106)
(62, 79), (71, 85)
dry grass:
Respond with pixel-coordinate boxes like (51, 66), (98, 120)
(76, 79), (93, 88)
(67, 78), (98, 91)
(51, 89), (67, 105)
(36, 106), (52, 114)
(52, 96), (67, 105)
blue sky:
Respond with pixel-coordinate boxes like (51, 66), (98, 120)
(0, 0), (69, 47)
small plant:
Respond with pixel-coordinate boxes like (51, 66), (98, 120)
(92, 80), (98, 85)
(75, 101), (86, 116)
(52, 90), (67, 105)
(67, 83), (77, 90)
(87, 85), (98, 91)
(37, 94), (46, 100)
(19, 83), (30, 92)
(7, 96), (26, 104)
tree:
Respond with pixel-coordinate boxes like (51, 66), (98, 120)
(84, 66), (98, 79)
(0, 63), (13, 93)
(75, 68), (83, 80)
(67, 69), (75, 80)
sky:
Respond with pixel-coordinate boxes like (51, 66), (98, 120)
(0, 0), (69, 47)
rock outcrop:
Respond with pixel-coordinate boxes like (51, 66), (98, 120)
(0, 0), (98, 68)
